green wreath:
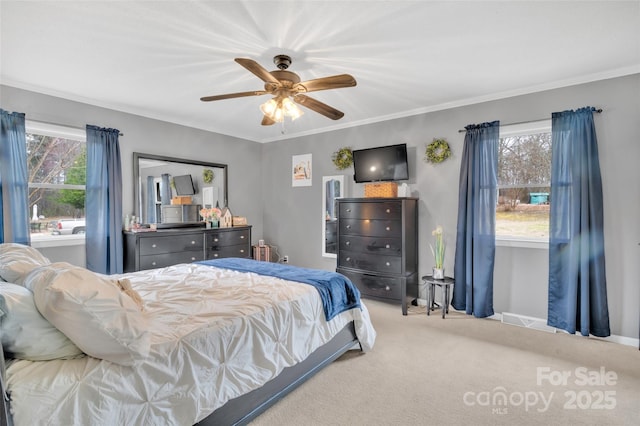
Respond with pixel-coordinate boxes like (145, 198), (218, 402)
(332, 147), (353, 170)
(203, 169), (214, 184)
(424, 138), (452, 164)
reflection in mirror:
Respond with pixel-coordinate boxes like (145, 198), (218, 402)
(322, 175), (344, 258)
(133, 153), (227, 228)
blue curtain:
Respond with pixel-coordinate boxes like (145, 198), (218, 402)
(0, 110), (30, 244)
(85, 125), (123, 274)
(146, 176), (156, 223)
(452, 121), (500, 318)
(548, 107), (609, 337)
(160, 173), (171, 205)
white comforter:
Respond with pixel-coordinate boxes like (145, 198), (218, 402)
(6, 263), (376, 425)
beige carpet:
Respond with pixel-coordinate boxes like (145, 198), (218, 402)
(250, 299), (639, 426)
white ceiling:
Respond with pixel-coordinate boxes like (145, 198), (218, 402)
(2, 1), (639, 143)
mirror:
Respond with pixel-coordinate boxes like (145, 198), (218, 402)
(321, 175), (344, 258)
(133, 153), (227, 228)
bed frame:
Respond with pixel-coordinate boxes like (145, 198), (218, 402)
(1, 345), (11, 426)
(1, 322), (359, 426)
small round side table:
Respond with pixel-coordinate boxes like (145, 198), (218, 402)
(421, 275), (455, 318)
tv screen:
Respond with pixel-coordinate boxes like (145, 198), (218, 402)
(173, 174), (195, 196)
(352, 143), (409, 183)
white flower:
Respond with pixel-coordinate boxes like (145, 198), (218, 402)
(430, 225), (445, 269)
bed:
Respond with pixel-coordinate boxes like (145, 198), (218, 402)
(0, 243), (376, 426)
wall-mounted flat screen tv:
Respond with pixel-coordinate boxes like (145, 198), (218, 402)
(352, 143), (409, 183)
(173, 174), (195, 196)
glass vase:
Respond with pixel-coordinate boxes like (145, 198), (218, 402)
(433, 267), (445, 279)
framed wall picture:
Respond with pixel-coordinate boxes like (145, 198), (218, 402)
(292, 153), (312, 187)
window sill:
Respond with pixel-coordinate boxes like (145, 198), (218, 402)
(30, 234), (86, 248)
(496, 237), (548, 249)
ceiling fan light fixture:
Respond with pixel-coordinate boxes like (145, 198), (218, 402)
(260, 96), (303, 123)
(281, 96), (304, 121)
(272, 101), (285, 123)
(202, 56), (354, 125)
(260, 98), (278, 118)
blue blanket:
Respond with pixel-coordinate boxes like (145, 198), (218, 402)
(197, 258), (361, 321)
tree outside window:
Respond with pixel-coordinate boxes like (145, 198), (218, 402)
(26, 126), (86, 237)
(496, 128), (551, 239)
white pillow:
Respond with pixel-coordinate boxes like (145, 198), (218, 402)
(24, 262), (151, 366)
(0, 243), (50, 284)
(0, 282), (84, 360)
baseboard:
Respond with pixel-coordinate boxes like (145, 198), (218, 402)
(501, 312), (556, 333)
(595, 334), (639, 348)
(492, 312), (639, 349)
(423, 304), (638, 349)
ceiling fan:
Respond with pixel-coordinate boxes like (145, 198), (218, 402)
(200, 55), (357, 126)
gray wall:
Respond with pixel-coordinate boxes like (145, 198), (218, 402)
(2, 74), (638, 340)
(1, 84), (265, 250)
(261, 74), (640, 340)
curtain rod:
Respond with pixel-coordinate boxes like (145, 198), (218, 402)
(457, 108), (603, 133)
(28, 118), (124, 136)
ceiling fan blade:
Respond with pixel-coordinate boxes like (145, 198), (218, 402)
(261, 115), (276, 126)
(294, 94), (345, 120)
(200, 90), (267, 102)
(293, 74), (357, 93)
(235, 58), (281, 85)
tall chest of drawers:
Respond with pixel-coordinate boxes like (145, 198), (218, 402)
(336, 198), (418, 315)
(123, 226), (251, 272)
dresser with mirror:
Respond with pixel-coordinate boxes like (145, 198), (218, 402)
(123, 153), (250, 272)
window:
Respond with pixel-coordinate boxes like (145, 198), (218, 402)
(496, 120), (551, 241)
(25, 121), (86, 243)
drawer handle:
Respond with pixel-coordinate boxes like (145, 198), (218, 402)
(213, 254), (219, 258)
(191, 240), (196, 245)
(214, 238), (219, 242)
(240, 249), (245, 253)
(345, 241), (350, 246)
(385, 244), (390, 249)
(151, 244), (157, 248)
(386, 262), (391, 266)
(386, 227), (391, 231)
(151, 261), (156, 266)
(346, 257), (351, 262)
(346, 208), (352, 212)
(386, 208), (391, 213)
(385, 285), (390, 291)
(240, 235), (245, 239)
(346, 225), (351, 229)
(191, 257), (196, 261)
